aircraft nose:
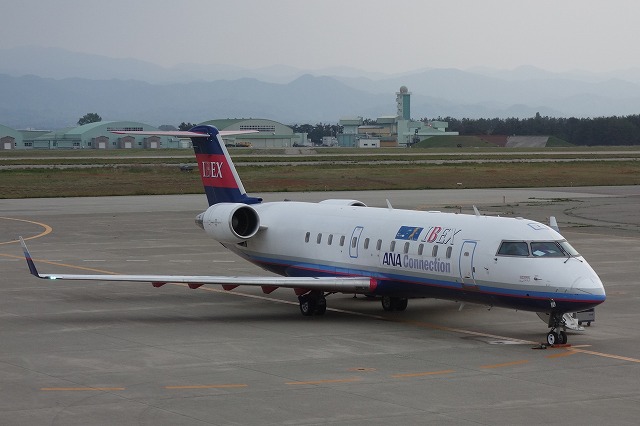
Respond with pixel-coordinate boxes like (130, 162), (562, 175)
(573, 274), (606, 298)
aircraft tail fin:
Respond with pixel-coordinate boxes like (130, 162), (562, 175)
(188, 125), (262, 206)
(111, 125), (261, 206)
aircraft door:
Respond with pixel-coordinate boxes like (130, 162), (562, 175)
(349, 226), (364, 258)
(459, 241), (477, 286)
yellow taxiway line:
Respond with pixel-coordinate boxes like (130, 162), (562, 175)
(165, 384), (248, 390)
(0, 217), (52, 245)
(41, 387), (125, 391)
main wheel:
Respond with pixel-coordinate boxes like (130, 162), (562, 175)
(299, 296), (315, 316)
(395, 298), (408, 311)
(558, 330), (568, 345)
(314, 297), (327, 315)
(546, 331), (558, 346)
(381, 296), (395, 311)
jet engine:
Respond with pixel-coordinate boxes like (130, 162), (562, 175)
(196, 203), (260, 243)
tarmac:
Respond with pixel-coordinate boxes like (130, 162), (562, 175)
(1, 186), (639, 425)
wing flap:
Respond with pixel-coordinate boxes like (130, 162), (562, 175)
(34, 273), (376, 293)
(21, 237), (375, 294)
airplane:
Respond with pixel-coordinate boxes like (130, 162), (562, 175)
(21, 125), (606, 346)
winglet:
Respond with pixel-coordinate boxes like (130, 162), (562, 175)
(19, 237), (42, 278)
(549, 216), (561, 233)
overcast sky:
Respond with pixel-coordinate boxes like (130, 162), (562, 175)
(2, 0), (638, 74)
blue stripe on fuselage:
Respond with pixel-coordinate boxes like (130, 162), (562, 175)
(241, 252), (605, 311)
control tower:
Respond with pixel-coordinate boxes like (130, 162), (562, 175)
(396, 86), (411, 120)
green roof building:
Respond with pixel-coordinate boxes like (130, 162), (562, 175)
(19, 121), (183, 150)
(4, 118), (308, 150)
(0, 124), (22, 150)
(199, 118), (307, 148)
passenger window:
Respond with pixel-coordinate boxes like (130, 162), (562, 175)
(305, 232), (310, 243)
(364, 238), (369, 249)
(497, 241), (529, 256)
(404, 242), (410, 254)
(376, 239), (382, 251)
(531, 241), (565, 257)
(432, 245), (438, 257)
(317, 233), (322, 244)
(390, 241), (396, 252)
(340, 236), (345, 246)
(446, 246), (452, 259)
(328, 234), (333, 245)
(418, 244), (424, 255)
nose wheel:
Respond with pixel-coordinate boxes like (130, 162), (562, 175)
(546, 330), (568, 346)
(546, 312), (568, 345)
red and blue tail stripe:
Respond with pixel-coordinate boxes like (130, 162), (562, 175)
(188, 125), (262, 206)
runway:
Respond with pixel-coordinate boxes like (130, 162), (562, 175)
(1, 186), (639, 425)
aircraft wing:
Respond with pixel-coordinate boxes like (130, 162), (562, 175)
(20, 238), (375, 294)
(110, 130), (258, 138)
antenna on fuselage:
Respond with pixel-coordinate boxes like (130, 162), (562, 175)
(473, 205), (481, 217)
(386, 199), (393, 210)
(549, 216), (561, 233)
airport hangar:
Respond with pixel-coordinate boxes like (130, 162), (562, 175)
(0, 119), (308, 150)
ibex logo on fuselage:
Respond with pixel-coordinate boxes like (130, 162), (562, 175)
(201, 161), (224, 178)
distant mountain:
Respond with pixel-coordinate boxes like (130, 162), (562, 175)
(336, 68), (640, 105)
(0, 46), (400, 83)
(2, 46), (640, 129)
(0, 46), (307, 84)
(0, 73), (391, 129)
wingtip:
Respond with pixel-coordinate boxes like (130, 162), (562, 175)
(549, 216), (561, 234)
(19, 237), (41, 278)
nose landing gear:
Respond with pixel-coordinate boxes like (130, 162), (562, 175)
(546, 329), (568, 346)
(546, 312), (568, 345)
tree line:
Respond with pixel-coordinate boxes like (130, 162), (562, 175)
(291, 114), (640, 146)
(290, 123), (342, 144)
(433, 113), (640, 146)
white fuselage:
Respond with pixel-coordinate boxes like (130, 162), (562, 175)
(220, 201), (605, 314)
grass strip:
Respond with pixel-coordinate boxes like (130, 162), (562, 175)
(1, 161), (639, 199)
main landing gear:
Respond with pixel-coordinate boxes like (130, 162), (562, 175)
(546, 312), (568, 345)
(299, 293), (410, 316)
(381, 296), (408, 312)
(298, 290), (327, 316)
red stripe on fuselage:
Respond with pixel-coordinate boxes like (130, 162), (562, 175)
(196, 154), (238, 188)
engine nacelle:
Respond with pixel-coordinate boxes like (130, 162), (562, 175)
(318, 199), (367, 207)
(196, 203), (260, 243)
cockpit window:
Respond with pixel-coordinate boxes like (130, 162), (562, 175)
(498, 240), (580, 258)
(530, 241), (565, 257)
(559, 240), (580, 256)
(497, 241), (529, 256)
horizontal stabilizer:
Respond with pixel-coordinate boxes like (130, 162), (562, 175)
(110, 130), (258, 138)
